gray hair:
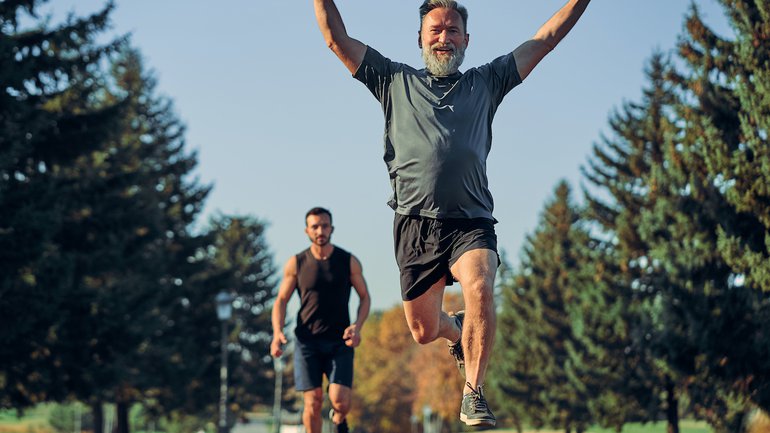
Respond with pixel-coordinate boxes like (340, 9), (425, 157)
(419, 0), (469, 33)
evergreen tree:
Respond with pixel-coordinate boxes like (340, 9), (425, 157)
(1, 4), (278, 430)
(0, 0), (125, 408)
(89, 47), (217, 433)
(491, 251), (549, 431)
(580, 54), (678, 431)
(208, 214), (277, 412)
(141, 214), (276, 422)
(684, 1), (770, 295)
(494, 181), (592, 433)
(635, 3), (770, 430)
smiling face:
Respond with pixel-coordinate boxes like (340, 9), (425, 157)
(419, 7), (469, 76)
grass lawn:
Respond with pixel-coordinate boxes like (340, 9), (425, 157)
(466, 420), (712, 433)
(589, 420), (712, 433)
(0, 406), (53, 433)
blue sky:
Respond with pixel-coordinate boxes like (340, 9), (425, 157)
(46, 0), (730, 312)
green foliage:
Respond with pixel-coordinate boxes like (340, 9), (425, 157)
(577, 1), (770, 432)
(580, 53), (678, 430)
(493, 182), (593, 433)
(47, 403), (93, 433)
(0, 0), (127, 408)
(633, 1), (770, 427)
(686, 0), (770, 294)
(0, 2), (277, 429)
(500, 3), (770, 433)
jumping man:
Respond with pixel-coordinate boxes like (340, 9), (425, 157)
(313, 0), (590, 427)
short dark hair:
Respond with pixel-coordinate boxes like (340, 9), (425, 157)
(419, 0), (469, 33)
(305, 207), (332, 225)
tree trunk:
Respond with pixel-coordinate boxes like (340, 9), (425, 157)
(665, 375), (680, 433)
(92, 402), (104, 433)
(115, 402), (130, 433)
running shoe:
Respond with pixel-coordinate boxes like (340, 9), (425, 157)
(447, 310), (465, 377)
(460, 382), (496, 427)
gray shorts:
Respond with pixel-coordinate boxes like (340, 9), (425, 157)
(393, 214), (499, 301)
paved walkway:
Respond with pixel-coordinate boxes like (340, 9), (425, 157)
(232, 420), (269, 433)
(232, 420), (306, 433)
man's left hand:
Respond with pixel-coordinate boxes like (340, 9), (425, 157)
(343, 324), (361, 347)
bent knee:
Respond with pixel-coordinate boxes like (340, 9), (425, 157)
(331, 399), (351, 416)
(409, 327), (438, 345)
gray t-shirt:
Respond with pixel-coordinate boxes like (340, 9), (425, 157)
(354, 46), (522, 220)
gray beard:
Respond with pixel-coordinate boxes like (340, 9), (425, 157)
(422, 42), (466, 76)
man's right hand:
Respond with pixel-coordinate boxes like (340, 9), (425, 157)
(271, 332), (288, 357)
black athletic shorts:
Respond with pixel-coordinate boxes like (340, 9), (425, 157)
(393, 213), (499, 301)
(293, 337), (354, 391)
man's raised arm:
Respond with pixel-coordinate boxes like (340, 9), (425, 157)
(314, 0), (367, 75)
(513, 0), (590, 81)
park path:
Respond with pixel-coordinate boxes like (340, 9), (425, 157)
(232, 420), (269, 433)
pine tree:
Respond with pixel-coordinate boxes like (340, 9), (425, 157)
(0, 0), (125, 408)
(494, 181), (592, 433)
(686, 1), (770, 294)
(1, 4), (278, 429)
(677, 3), (770, 414)
(207, 214), (277, 412)
(580, 54), (678, 431)
(635, 3), (770, 430)
(139, 214), (276, 422)
(491, 251), (549, 431)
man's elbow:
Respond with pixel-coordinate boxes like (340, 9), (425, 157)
(326, 39), (348, 58)
(323, 36), (336, 51)
(273, 295), (289, 310)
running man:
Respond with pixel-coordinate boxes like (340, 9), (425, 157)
(313, 0), (590, 427)
(271, 207), (371, 433)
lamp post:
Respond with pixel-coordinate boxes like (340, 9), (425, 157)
(272, 355), (283, 433)
(216, 291), (233, 433)
(422, 405), (432, 433)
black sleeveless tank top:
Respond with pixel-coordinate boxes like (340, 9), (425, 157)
(294, 246), (352, 341)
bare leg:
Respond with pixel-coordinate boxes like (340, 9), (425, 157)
(328, 384), (352, 424)
(402, 276), (461, 345)
(302, 388), (324, 433)
(450, 249), (497, 393)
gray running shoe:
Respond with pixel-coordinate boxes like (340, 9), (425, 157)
(329, 408), (349, 433)
(447, 310), (465, 377)
(460, 383), (496, 427)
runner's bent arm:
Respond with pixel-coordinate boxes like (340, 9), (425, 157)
(314, 0), (367, 74)
(343, 254), (370, 347)
(270, 256), (298, 357)
(513, 0), (590, 80)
